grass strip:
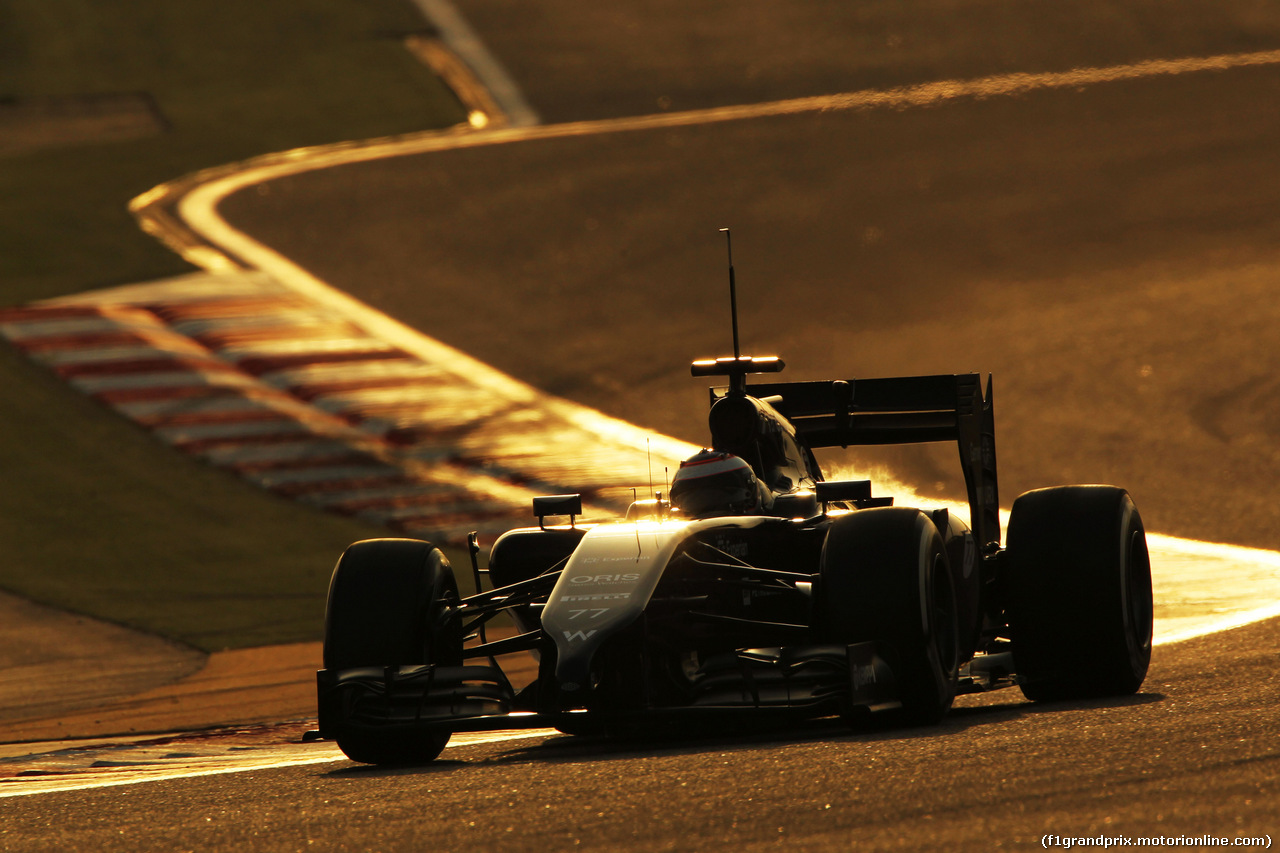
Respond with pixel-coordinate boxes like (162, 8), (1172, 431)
(0, 0), (469, 650)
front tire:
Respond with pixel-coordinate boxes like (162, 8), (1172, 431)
(322, 539), (462, 764)
(819, 509), (960, 725)
(1006, 486), (1153, 701)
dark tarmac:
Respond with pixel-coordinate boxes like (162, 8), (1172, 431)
(3, 616), (1275, 850)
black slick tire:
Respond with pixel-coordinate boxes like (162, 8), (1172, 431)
(1006, 486), (1153, 701)
(819, 508), (959, 725)
(322, 538), (462, 764)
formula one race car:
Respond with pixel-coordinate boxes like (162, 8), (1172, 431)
(316, 263), (1153, 766)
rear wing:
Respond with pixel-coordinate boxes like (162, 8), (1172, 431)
(723, 374), (1000, 549)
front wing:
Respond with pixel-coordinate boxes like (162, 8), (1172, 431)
(316, 641), (902, 738)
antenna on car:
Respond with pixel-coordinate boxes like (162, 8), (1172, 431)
(690, 229), (786, 396)
(647, 437), (655, 499)
(720, 227), (740, 360)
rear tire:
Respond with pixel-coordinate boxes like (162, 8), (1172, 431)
(1007, 486), (1153, 701)
(323, 539), (462, 764)
(819, 509), (959, 725)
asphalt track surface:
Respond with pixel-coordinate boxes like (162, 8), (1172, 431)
(6, 2), (1280, 849)
(2, 618), (1276, 850)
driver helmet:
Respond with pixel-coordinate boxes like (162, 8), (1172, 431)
(670, 449), (771, 518)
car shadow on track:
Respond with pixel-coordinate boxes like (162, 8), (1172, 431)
(322, 691), (1165, 777)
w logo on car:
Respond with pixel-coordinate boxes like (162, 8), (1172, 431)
(562, 629), (598, 642)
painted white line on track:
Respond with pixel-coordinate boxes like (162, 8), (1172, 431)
(69, 371), (258, 393)
(0, 753), (347, 799)
(37, 344), (206, 365)
(197, 440), (372, 465)
(268, 360), (446, 384)
(178, 47), (1280, 223)
(0, 729), (559, 799)
(0, 317), (159, 339)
